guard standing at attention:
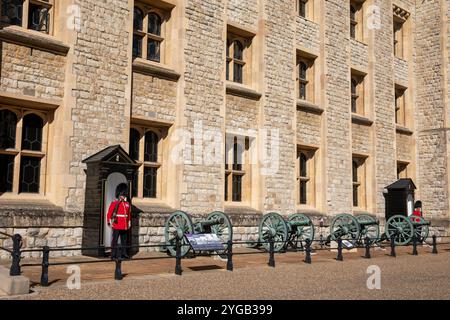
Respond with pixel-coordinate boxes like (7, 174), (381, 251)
(107, 183), (132, 260)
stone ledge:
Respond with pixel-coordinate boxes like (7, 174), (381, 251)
(0, 91), (61, 111)
(0, 26), (69, 56)
(351, 114), (373, 126)
(296, 100), (324, 114)
(226, 82), (262, 101)
(396, 125), (414, 135)
(132, 59), (181, 81)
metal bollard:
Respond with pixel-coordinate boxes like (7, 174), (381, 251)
(10, 234), (22, 276)
(390, 234), (396, 257)
(304, 239), (312, 264)
(268, 237), (275, 268)
(226, 240), (233, 272)
(336, 238), (343, 261)
(114, 258), (123, 280)
(175, 237), (182, 276)
(412, 235), (418, 256)
(432, 235), (438, 254)
(364, 236), (371, 259)
(40, 246), (50, 287)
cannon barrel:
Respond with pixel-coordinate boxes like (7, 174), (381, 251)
(198, 217), (225, 228)
(288, 220), (311, 227)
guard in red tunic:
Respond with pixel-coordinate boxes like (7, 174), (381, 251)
(107, 183), (131, 260)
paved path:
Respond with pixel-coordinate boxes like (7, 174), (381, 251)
(2, 245), (449, 300)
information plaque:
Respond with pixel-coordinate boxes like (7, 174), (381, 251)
(186, 233), (225, 252)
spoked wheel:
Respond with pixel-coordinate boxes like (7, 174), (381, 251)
(259, 212), (288, 252)
(288, 214), (315, 249)
(207, 211), (233, 252)
(409, 216), (429, 243)
(356, 215), (380, 245)
(330, 214), (361, 246)
(385, 215), (414, 246)
(165, 211), (194, 257)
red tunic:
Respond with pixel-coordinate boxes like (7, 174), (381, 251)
(107, 200), (131, 230)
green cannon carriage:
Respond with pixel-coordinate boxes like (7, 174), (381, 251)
(258, 213), (315, 252)
(164, 211), (233, 257)
(385, 215), (430, 246)
(329, 214), (380, 246)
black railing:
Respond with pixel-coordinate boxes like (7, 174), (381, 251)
(0, 234), (449, 286)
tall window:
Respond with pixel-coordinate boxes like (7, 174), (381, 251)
(226, 38), (246, 84)
(296, 55), (315, 102)
(298, 61), (308, 100)
(133, 4), (165, 63)
(395, 86), (406, 126)
(352, 156), (367, 209)
(225, 136), (249, 203)
(351, 73), (365, 115)
(0, 0), (54, 34)
(129, 127), (163, 199)
(393, 20), (405, 59)
(352, 160), (359, 207)
(298, 0), (307, 18)
(0, 108), (46, 194)
(296, 148), (316, 206)
(350, 1), (363, 41)
(397, 162), (408, 179)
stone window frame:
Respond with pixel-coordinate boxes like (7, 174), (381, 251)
(133, 1), (169, 64)
(395, 84), (407, 127)
(296, 146), (317, 207)
(350, 70), (366, 116)
(296, 53), (316, 103)
(128, 125), (165, 201)
(393, 5), (410, 60)
(0, 105), (49, 198)
(352, 155), (367, 210)
(350, 0), (364, 42)
(397, 160), (409, 179)
(226, 25), (255, 87)
(296, 0), (314, 21)
(0, 0), (55, 35)
(225, 134), (252, 204)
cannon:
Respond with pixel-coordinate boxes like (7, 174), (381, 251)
(329, 214), (380, 246)
(164, 211), (233, 257)
(258, 212), (315, 252)
(385, 215), (430, 246)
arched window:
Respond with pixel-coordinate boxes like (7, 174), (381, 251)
(148, 13), (161, 36)
(22, 113), (43, 151)
(0, 109), (17, 149)
(299, 0), (307, 18)
(300, 153), (307, 177)
(351, 78), (358, 113)
(129, 128), (140, 161)
(144, 130), (158, 163)
(352, 160), (359, 207)
(233, 40), (244, 83)
(147, 13), (162, 62)
(299, 152), (309, 205)
(133, 7), (144, 58)
(133, 8), (164, 62)
(133, 7), (143, 31)
(350, 4), (357, 39)
(299, 61), (308, 100)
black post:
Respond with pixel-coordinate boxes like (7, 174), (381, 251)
(412, 234), (418, 256)
(364, 236), (371, 259)
(390, 234), (396, 257)
(40, 246), (50, 287)
(226, 240), (233, 272)
(432, 235), (438, 254)
(114, 258), (122, 280)
(304, 239), (312, 264)
(268, 237), (275, 268)
(175, 236), (182, 276)
(336, 238), (343, 261)
(9, 234), (22, 276)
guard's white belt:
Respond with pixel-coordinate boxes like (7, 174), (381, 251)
(116, 215), (128, 218)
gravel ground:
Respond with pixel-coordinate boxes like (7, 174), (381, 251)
(4, 250), (450, 300)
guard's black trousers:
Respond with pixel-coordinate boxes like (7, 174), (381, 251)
(111, 229), (128, 259)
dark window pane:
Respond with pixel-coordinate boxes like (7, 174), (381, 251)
(19, 156), (40, 193)
(224, 173), (229, 201)
(233, 40), (243, 60)
(299, 0), (306, 17)
(148, 13), (161, 36)
(1, 0), (23, 26)
(351, 79), (357, 94)
(299, 62), (307, 80)
(232, 174), (242, 202)
(132, 170), (138, 198)
(300, 181), (307, 205)
(143, 167), (157, 198)
(133, 7), (143, 31)
(350, 5), (356, 21)
(22, 114), (43, 151)
(233, 63), (243, 84)
(226, 60), (230, 81)
(133, 34), (143, 58)
(351, 97), (357, 113)
(144, 131), (158, 162)
(299, 83), (306, 100)
(0, 109), (17, 149)
(352, 161), (358, 182)
(28, 4), (49, 33)
(353, 185), (359, 207)
(147, 39), (161, 62)
(300, 153), (307, 177)
(233, 139), (242, 171)
(0, 154), (15, 192)
(129, 128), (140, 161)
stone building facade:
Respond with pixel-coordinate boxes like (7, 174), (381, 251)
(0, 0), (449, 258)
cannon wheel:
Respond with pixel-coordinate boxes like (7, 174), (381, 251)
(330, 214), (361, 246)
(259, 212), (288, 252)
(385, 215), (414, 246)
(409, 216), (430, 243)
(165, 211), (194, 257)
(356, 215), (380, 245)
(207, 211), (233, 247)
(288, 214), (315, 248)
